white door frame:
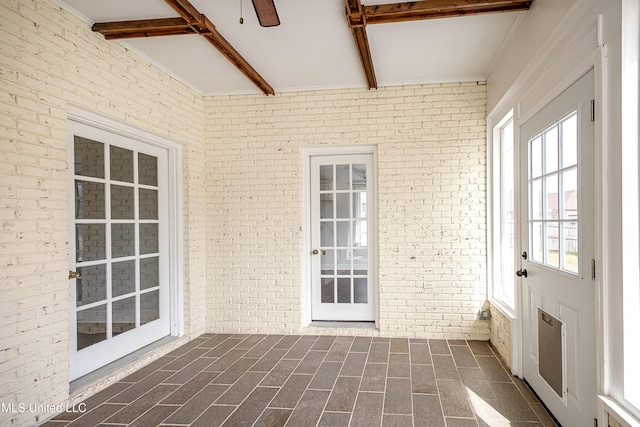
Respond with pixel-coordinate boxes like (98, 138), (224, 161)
(507, 49), (606, 375)
(67, 106), (184, 380)
(510, 50), (606, 425)
(518, 67), (596, 426)
(302, 145), (379, 327)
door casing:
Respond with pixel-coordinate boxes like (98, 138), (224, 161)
(518, 69), (597, 426)
(302, 145), (378, 327)
(488, 47), (607, 426)
(67, 106), (184, 380)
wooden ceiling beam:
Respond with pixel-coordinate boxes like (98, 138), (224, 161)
(363, 0), (533, 25)
(92, 18), (195, 40)
(92, 0), (275, 95)
(165, 0), (274, 95)
(344, 0), (532, 89)
(345, 0), (377, 89)
(200, 19), (275, 95)
(164, 0), (208, 32)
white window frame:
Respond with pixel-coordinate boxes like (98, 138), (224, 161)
(620, 0), (640, 419)
(489, 110), (517, 315)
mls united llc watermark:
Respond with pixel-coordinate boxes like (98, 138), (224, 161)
(1, 402), (87, 414)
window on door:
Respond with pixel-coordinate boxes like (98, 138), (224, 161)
(491, 112), (516, 310)
(527, 112), (579, 274)
(73, 137), (164, 350)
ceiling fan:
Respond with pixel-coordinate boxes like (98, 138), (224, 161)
(251, 0), (280, 27)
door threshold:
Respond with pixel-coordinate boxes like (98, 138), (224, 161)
(523, 379), (562, 427)
(70, 336), (178, 394)
(309, 321), (376, 329)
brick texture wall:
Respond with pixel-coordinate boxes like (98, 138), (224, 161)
(489, 302), (512, 369)
(1, 1), (490, 424)
(0, 1), (206, 425)
(205, 84), (489, 339)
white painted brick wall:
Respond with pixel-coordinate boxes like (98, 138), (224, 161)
(205, 83), (489, 340)
(0, 1), (206, 425)
(490, 302), (512, 369)
(2, 0), (490, 424)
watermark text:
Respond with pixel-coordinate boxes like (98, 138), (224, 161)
(1, 402), (87, 414)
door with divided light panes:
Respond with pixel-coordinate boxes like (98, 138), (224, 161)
(68, 120), (171, 380)
(310, 154), (376, 321)
(519, 69), (596, 427)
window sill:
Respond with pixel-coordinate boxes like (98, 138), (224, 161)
(489, 297), (517, 320)
(599, 396), (640, 427)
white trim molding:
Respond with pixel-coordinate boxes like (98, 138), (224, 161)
(600, 396), (640, 427)
(301, 145), (379, 328)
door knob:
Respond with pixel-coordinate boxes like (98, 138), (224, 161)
(516, 269), (527, 278)
(68, 271), (80, 279)
(312, 249), (319, 255)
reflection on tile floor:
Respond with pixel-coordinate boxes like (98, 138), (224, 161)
(44, 334), (558, 426)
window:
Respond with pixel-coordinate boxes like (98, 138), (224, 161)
(527, 112), (579, 274)
(491, 112), (516, 310)
(621, 0), (640, 416)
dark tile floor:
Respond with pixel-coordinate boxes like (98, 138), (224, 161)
(44, 334), (558, 427)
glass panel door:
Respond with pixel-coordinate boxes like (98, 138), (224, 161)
(311, 154), (375, 321)
(69, 123), (170, 380)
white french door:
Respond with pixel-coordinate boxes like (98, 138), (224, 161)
(519, 70), (596, 426)
(68, 120), (172, 380)
(310, 153), (376, 321)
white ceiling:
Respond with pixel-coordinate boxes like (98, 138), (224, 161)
(57, 0), (523, 96)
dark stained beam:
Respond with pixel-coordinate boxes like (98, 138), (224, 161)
(345, 0), (377, 89)
(363, 0), (533, 25)
(344, 0), (532, 89)
(92, 18), (195, 39)
(200, 16), (275, 95)
(92, 0), (275, 95)
(164, 0), (205, 29)
(165, 0), (275, 95)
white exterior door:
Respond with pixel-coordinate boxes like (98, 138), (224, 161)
(68, 120), (172, 380)
(310, 154), (376, 321)
(519, 70), (596, 426)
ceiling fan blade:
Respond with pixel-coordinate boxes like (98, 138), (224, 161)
(251, 0), (280, 27)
